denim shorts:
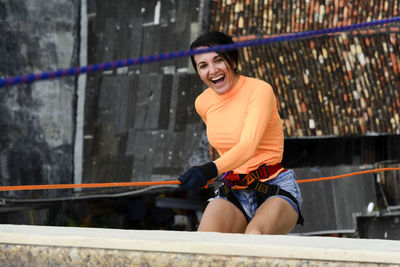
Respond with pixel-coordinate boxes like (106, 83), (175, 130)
(214, 169), (302, 221)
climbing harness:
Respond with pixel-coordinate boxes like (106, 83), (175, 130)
(219, 164), (304, 225)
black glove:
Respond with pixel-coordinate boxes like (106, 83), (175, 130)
(179, 162), (218, 191)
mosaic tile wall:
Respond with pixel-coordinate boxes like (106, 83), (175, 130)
(209, 0), (400, 136)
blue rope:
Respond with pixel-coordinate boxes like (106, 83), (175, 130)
(1, 17), (399, 88)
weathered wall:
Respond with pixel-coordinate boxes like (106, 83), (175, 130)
(81, 0), (400, 187)
(294, 166), (376, 234)
(0, 0), (79, 197)
(82, 0), (209, 184)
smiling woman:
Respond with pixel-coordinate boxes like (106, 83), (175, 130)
(178, 31), (303, 235)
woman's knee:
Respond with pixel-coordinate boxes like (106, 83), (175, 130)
(245, 226), (263, 235)
(245, 197), (298, 235)
(198, 199), (247, 233)
(245, 220), (279, 235)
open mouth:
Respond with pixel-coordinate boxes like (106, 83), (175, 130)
(211, 75), (225, 85)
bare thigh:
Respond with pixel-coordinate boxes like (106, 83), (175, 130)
(198, 198), (247, 233)
(245, 197), (298, 235)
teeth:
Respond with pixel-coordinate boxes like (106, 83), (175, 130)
(211, 75), (224, 82)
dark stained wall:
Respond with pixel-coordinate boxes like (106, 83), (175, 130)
(83, 0), (208, 184)
(0, 0), (79, 197)
(294, 166), (376, 234)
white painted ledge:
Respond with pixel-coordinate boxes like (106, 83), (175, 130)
(0, 224), (399, 264)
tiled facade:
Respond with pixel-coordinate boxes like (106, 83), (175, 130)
(210, 0), (400, 136)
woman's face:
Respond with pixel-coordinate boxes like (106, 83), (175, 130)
(194, 49), (237, 95)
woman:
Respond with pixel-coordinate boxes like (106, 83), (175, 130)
(179, 31), (303, 234)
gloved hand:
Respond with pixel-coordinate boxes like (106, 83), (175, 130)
(179, 162), (218, 191)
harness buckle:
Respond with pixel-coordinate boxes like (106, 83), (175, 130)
(222, 163), (284, 189)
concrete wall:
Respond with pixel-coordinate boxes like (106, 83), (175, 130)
(0, 0), (211, 192)
(293, 166), (376, 235)
(82, 0), (210, 184)
(0, 0), (79, 197)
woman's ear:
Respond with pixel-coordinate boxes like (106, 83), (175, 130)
(232, 62), (237, 71)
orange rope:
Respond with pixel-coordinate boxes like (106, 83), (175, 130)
(0, 167), (399, 191)
(0, 180), (180, 191)
(296, 167), (400, 183)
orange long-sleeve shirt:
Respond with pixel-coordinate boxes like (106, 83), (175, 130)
(195, 75), (284, 175)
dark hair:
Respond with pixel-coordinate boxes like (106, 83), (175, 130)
(190, 31), (238, 73)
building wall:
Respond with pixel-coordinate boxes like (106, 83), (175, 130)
(0, 0), (398, 235)
(210, 0), (400, 137)
(0, 0), (79, 197)
(82, 0), (209, 185)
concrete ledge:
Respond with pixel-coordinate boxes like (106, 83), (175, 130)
(0, 224), (399, 266)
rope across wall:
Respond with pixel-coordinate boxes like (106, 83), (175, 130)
(0, 167), (399, 191)
(0, 17), (399, 88)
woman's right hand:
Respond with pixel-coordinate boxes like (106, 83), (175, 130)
(178, 162), (218, 191)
